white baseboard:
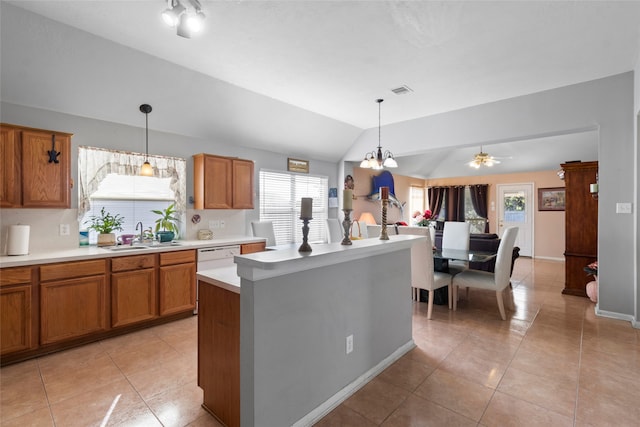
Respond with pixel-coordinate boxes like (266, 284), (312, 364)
(595, 305), (636, 325)
(533, 256), (565, 262)
(292, 340), (416, 427)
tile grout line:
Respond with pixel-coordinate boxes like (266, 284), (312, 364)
(35, 357), (58, 427)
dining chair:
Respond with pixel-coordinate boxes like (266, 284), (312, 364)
(325, 218), (343, 243)
(251, 220), (276, 246)
(452, 226), (519, 320)
(402, 226), (452, 319)
(442, 221), (471, 275)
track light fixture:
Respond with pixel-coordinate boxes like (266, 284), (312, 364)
(360, 99), (397, 170)
(162, 0), (205, 38)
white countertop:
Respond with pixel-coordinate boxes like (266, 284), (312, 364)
(235, 234), (424, 281)
(197, 265), (240, 294)
(0, 236), (265, 268)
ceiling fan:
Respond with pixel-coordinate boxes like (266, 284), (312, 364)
(468, 146), (501, 168)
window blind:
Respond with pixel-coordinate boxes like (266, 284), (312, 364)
(259, 170), (328, 244)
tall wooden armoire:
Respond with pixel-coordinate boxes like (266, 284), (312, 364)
(561, 161), (598, 297)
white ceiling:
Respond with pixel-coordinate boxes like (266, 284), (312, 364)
(4, 0), (640, 177)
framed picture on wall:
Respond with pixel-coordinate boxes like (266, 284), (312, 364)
(538, 187), (566, 211)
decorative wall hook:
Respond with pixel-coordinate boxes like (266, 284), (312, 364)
(47, 134), (61, 163)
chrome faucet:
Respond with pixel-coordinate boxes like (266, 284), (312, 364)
(135, 221), (144, 244)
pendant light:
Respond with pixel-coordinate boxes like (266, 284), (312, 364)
(360, 99), (397, 170)
(140, 104), (153, 176)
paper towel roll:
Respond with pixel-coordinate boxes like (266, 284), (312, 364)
(7, 225), (30, 256)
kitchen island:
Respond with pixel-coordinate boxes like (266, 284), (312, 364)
(197, 235), (422, 427)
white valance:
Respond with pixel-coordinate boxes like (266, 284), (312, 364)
(78, 146), (186, 220)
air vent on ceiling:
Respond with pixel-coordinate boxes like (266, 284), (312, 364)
(391, 85), (413, 95)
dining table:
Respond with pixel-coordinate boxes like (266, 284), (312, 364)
(433, 248), (498, 264)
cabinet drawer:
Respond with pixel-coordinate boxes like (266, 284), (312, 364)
(160, 250), (196, 266)
(0, 266), (33, 286)
(241, 242), (266, 255)
(40, 260), (106, 282)
(111, 254), (156, 272)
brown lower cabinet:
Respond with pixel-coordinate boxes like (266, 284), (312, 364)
(198, 279), (240, 427)
(111, 254), (157, 328)
(0, 249), (197, 365)
(0, 266), (37, 355)
(40, 260), (108, 345)
(159, 250), (196, 316)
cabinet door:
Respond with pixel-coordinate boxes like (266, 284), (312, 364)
(21, 130), (71, 208)
(111, 269), (157, 327)
(1, 284), (35, 355)
(203, 155), (233, 209)
(41, 275), (107, 345)
(0, 126), (22, 207)
(159, 263), (196, 316)
(232, 159), (254, 209)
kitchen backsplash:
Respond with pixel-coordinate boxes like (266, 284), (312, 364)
(0, 208), (249, 255)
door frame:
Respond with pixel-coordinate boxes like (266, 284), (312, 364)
(496, 182), (534, 257)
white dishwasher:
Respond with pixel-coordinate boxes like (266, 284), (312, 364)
(195, 244), (241, 313)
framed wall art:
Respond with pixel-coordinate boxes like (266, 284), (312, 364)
(538, 187), (566, 211)
(287, 158), (309, 173)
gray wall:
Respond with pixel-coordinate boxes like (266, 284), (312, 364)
(239, 247), (413, 426)
(345, 72), (637, 323)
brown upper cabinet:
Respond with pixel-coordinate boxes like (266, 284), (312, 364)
(0, 124), (72, 208)
(193, 153), (254, 209)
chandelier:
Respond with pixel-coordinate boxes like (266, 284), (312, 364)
(161, 0), (205, 38)
(360, 99), (397, 170)
(468, 147), (500, 169)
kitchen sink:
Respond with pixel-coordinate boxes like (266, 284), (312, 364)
(104, 245), (150, 251)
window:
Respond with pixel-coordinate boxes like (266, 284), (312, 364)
(409, 186), (425, 225)
(78, 146), (186, 243)
(464, 187), (486, 234)
(259, 170), (328, 244)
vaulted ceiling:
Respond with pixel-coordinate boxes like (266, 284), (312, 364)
(3, 1), (639, 177)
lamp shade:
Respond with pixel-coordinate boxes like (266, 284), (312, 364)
(140, 161), (153, 176)
(358, 212), (377, 225)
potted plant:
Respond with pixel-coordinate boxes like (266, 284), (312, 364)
(152, 203), (180, 242)
(87, 207), (125, 246)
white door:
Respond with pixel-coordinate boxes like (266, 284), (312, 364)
(497, 183), (533, 257)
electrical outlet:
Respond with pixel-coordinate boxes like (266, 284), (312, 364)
(346, 335), (353, 354)
(616, 202), (632, 214)
(220, 220), (225, 228)
(59, 224), (70, 236)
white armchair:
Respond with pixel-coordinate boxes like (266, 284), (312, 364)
(442, 221), (471, 276)
(251, 220), (276, 246)
(452, 226), (519, 320)
(402, 227), (453, 319)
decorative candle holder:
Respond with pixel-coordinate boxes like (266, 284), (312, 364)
(298, 218), (312, 252)
(380, 199), (389, 240)
(341, 209), (352, 245)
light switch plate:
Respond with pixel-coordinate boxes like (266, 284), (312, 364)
(616, 203), (632, 214)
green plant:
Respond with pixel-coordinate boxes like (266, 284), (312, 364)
(152, 203), (180, 238)
(87, 207), (125, 234)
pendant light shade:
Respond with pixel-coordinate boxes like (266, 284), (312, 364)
(140, 104), (153, 176)
(360, 99), (397, 170)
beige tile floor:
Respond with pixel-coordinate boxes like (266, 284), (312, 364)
(2, 258), (639, 426)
